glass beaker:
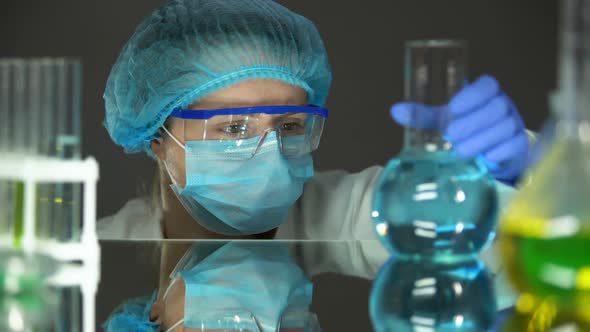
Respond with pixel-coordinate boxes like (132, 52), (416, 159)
(372, 40), (498, 262)
(369, 258), (496, 332)
(499, 0), (590, 320)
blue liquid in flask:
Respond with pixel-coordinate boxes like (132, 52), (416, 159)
(374, 39), (499, 261)
(370, 257), (497, 332)
(372, 150), (498, 262)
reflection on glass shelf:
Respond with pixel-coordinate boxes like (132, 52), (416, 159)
(370, 257), (496, 332)
(0, 250), (84, 332)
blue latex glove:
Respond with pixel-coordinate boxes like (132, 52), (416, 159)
(391, 75), (529, 184)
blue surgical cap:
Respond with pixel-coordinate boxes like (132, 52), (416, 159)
(102, 292), (159, 332)
(104, 0), (333, 156)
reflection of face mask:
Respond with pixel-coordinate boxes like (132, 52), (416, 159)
(163, 242), (317, 332)
(167, 135), (314, 235)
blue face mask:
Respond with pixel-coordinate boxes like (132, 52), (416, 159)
(163, 242), (317, 332)
(167, 134), (314, 235)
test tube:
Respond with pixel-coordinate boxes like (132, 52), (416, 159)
(0, 61), (13, 240)
(54, 59), (82, 242)
(35, 60), (55, 240)
(34, 59), (82, 242)
(12, 60), (28, 157)
(56, 59), (82, 160)
(29, 60), (43, 155)
(51, 286), (81, 332)
(0, 59), (27, 247)
(0, 60), (10, 155)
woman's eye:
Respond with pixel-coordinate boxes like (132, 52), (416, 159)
(222, 123), (248, 134)
(281, 122), (304, 132)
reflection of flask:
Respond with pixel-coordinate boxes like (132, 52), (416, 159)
(372, 40), (498, 262)
(499, 0), (590, 318)
(370, 258), (496, 332)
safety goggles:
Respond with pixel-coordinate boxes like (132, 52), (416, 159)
(162, 105), (328, 158)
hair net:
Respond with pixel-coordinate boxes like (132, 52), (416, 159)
(102, 292), (160, 332)
(104, 0), (333, 156)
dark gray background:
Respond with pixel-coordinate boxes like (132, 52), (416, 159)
(1, 1), (556, 331)
(1, 0), (557, 219)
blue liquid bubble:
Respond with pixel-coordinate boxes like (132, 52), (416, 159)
(372, 151), (498, 263)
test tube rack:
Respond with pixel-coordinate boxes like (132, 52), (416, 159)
(0, 156), (100, 332)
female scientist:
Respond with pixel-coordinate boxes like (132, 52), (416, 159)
(98, 0), (529, 241)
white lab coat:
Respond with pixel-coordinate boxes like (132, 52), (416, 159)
(98, 166), (517, 308)
(98, 165), (515, 241)
(98, 166), (390, 240)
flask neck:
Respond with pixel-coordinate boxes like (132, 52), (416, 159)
(556, 0), (590, 123)
(555, 117), (590, 142)
(404, 128), (452, 153)
(403, 40), (466, 154)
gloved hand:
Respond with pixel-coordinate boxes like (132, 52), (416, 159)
(391, 75), (529, 184)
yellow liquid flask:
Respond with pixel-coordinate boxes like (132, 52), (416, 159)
(499, 0), (590, 321)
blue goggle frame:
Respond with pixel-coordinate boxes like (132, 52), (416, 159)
(169, 105), (329, 120)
